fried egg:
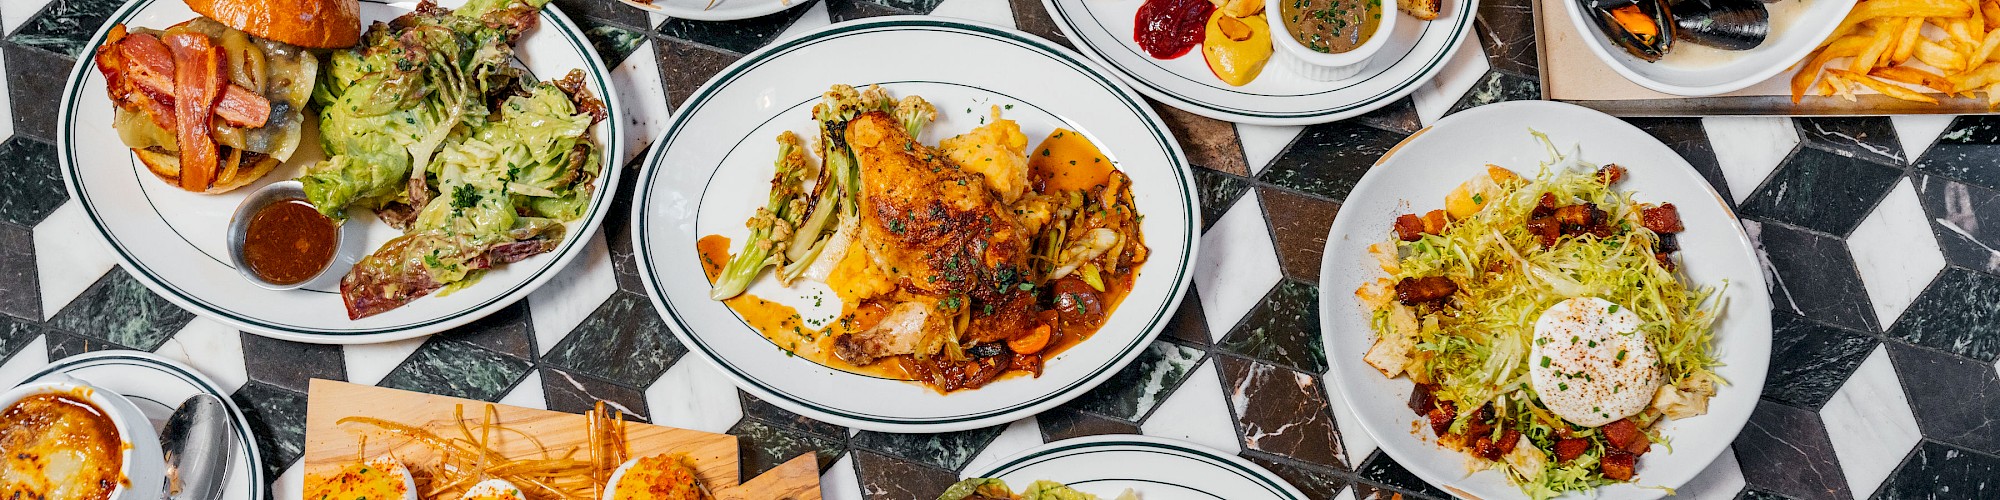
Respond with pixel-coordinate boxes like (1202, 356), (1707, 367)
(1529, 297), (1660, 427)
(462, 478), (527, 500)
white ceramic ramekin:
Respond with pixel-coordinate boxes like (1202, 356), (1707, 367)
(0, 377), (165, 500)
(1265, 0), (1400, 81)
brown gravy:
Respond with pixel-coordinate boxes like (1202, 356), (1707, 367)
(1281, 0), (1384, 53)
(242, 199), (339, 285)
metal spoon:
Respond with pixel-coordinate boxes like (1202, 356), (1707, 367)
(161, 394), (232, 500)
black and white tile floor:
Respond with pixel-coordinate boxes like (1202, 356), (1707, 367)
(0, 0), (1995, 498)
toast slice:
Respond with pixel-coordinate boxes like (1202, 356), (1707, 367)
(1398, 0), (1441, 21)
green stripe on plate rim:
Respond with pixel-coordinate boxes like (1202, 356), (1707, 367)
(635, 17), (1197, 425)
(983, 440), (1303, 499)
(56, 0), (621, 337)
(1045, 0), (1476, 119)
(20, 352), (267, 500)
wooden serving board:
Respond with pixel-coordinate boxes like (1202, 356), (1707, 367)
(302, 380), (820, 499)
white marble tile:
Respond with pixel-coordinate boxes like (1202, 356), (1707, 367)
(1410, 41), (1490, 126)
(930, 0), (1015, 28)
(774, 1), (831, 41)
(1236, 124), (1304, 176)
(1702, 116), (1799, 204)
(1675, 445), (1746, 499)
(1141, 359), (1240, 454)
(613, 40), (673, 166)
(341, 336), (427, 386)
(1821, 345), (1922, 499)
(33, 202), (117, 319)
(1196, 191), (1283, 340)
(498, 370), (547, 410)
(1890, 115), (1955, 163)
(0, 335), (47, 385)
(1336, 485), (1357, 500)
(1320, 371), (1376, 467)
(823, 453), (865, 500)
(964, 416), (1044, 472)
(270, 461), (305, 500)
(1848, 178), (1947, 330)
(644, 358), (741, 434)
(527, 231), (618, 355)
(546, 368), (650, 420)
(151, 317), (247, 393)
(0, 0), (52, 37)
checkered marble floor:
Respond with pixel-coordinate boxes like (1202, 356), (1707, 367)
(1, 0), (1997, 498)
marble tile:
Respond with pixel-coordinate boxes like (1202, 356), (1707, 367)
(550, 0), (650, 30)
(1152, 101), (1248, 175)
(1414, 38), (1490, 124)
(2, 0), (115, 57)
(0, 222), (37, 320)
(825, 0), (932, 21)
(1733, 400), (1853, 500)
(1914, 116), (2000, 192)
(1354, 450), (1448, 498)
(1219, 279), (1324, 374)
(657, 1), (813, 55)
(1763, 310), (1876, 410)
(540, 367), (651, 421)
(601, 165), (649, 295)
(1163, 289), (1210, 345)
(929, 0), (1014, 26)
(0, 136), (64, 226)
(1321, 363), (1376, 467)
(0, 310), (38, 355)
(1884, 342), (2000, 454)
(339, 336), (425, 386)
(1737, 486), (1797, 500)
(48, 270), (192, 351)
(851, 424), (1004, 471)
(1235, 124), (1304, 177)
(1795, 118), (1906, 167)
(434, 301), (536, 360)
(0, 332), (47, 384)
(1914, 175), (2000, 275)
(577, 18), (649, 66)
(1849, 178), (1948, 330)
(774, 0), (832, 40)
(851, 449), (959, 500)
(1353, 97), (1421, 135)
(821, 454), (863, 500)
(541, 291), (686, 387)
(1747, 220), (1881, 333)
(1035, 406), (1138, 442)
(1196, 191), (1283, 340)
(743, 392), (847, 438)
(375, 338), (532, 402)
(232, 381), (308, 478)
(240, 334), (344, 393)
(1007, 0), (1071, 50)
(1703, 117), (1800, 205)
(1139, 359), (1239, 454)
(1192, 168), (1251, 231)
(2, 40), (65, 140)
(611, 42), (674, 165)
(1243, 453), (1349, 500)
(1062, 340), (1203, 422)
(1474, 0), (1536, 76)
(1259, 187), (1339, 282)
(1260, 120), (1406, 200)
(1442, 70), (1539, 119)
(31, 202), (113, 319)
(1875, 441), (1999, 500)
(42, 330), (117, 359)
(497, 370), (546, 410)
(1886, 268), (2000, 363)
(646, 357), (742, 434)
(1677, 445), (1748, 500)
(272, 462), (304, 500)
(963, 417), (1043, 473)
(151, 317), (247, 393)
(1219, 355), (1347, 470)
(1819, 346), (1923, 499)
(1740, 146), (1903, 236)
(1627, 117), (1734, 205)
(656, 37), (741, 109)
(1889, 115), (1954, 163)
(0, 0), (55, 38)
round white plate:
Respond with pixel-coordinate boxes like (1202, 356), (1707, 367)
(1560, 0), (1857, 96)
(10, 351), (265, 500)
(1317, 100), (1770, 499)
(633, 17), (1198, 433)
(1041, 0), (1479, 125)
(58, 0), (625, 344)
(616, 0), (804, 22)
(964, 435), (1309, 499)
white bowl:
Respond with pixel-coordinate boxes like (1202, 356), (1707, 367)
(1265, 0), (1400, 81)
(1558, 0), (1857, 96)
(0, 377), (166, 500)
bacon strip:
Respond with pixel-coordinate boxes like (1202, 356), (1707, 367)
(165, 33), (224, 191)
(97, 28), (271, 129)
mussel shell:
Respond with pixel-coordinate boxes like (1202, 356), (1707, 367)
(1673, 0), (1769, 50)
(1588, 0), (1676, 62)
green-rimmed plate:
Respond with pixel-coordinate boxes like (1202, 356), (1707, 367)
(964, 435), (1308, 499)
(632, 17), (1198, 433)
(58, 0), (623, 344)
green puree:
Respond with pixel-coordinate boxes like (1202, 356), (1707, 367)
(1282, 0), (1384, 53)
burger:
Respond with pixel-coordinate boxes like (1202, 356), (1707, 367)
(92, 0), (360, 193)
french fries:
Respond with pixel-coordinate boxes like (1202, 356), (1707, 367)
(1794, 0), (2000, 106)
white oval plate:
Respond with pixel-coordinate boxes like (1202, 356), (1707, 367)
(10, 351), (265, 500)
(1317, 100), (1770, 499)
(616, 0), (804, 22)
(58, 0), (624, 344)
(1560, 0), (1857, 96)
(1041, 0), (1478, 125)
(964, 435), (1309, 499)
(633, 17), (1198, 433)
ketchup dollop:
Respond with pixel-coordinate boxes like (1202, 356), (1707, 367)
(1134, 0), (1214, 59)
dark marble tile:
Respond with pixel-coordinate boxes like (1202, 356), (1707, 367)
(542, 291), (685, 387)
(1746, 220), (1880, 332)
(730, 418), (845, 478)
(44, 331), (120, 359)
(376, 339), (532, 402)
(1884, 342), (2000, 455)
(1218, 355), (1347, 470)
(0, 314), (47, 367)
(0, 137), (66, 226)
(1887, 268), (2000, 363)
(1060, 340), (1203, 422)
(1796, 117), (1906, 167)
(1475, 0), (1537, 76)
(1741, 146), (1903, 236)
(4, 0), (119, 57)
(1194, 168), (1251, 232)
(49, 270), (192, 351)
(549, 0), (650, 30)
(580, 20), (649, 66)
(541, 367), (652, 421)
(1914, 175), (2000, 275)
(743, 392), (848, 438)
(1627, 117), (1735, 206)
(1163, 286), (1210, 345)
(1763, 310), (1877, 410)
(826, 0), (942, 21)
(852, 424), (1004, 472)
(0, 222), (39, 321)
(1259, 187), (1339, 282)
(1914, 116), (2000, 192)
(1219, 279), (1325, 374)
(656, 38), (742, 110)
(1035, 406), (1138, 442)
(657, 1), (812, 55)
(232, 381), (308, 478)
(1733, 400), (1852, 500)
(4, 42), (73, 142)
(852, 449), (960, 500)
(1242, 452), (1350, 500)
(1010, 0), (1072, 50)
(1742, 487), (1802, 500)
(1873, 441), (2000, 500)
(1354, 97), (1420, 135)
(435, 301), (536, 360)
(240, 334), (344, 393)
(1445, 70), (1541, 116)
(1151, 101), (1248, 175)
(1355, 450), (1449, 498)
(605, 157), (650, 295)
(1261, 121), (1406, 200)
